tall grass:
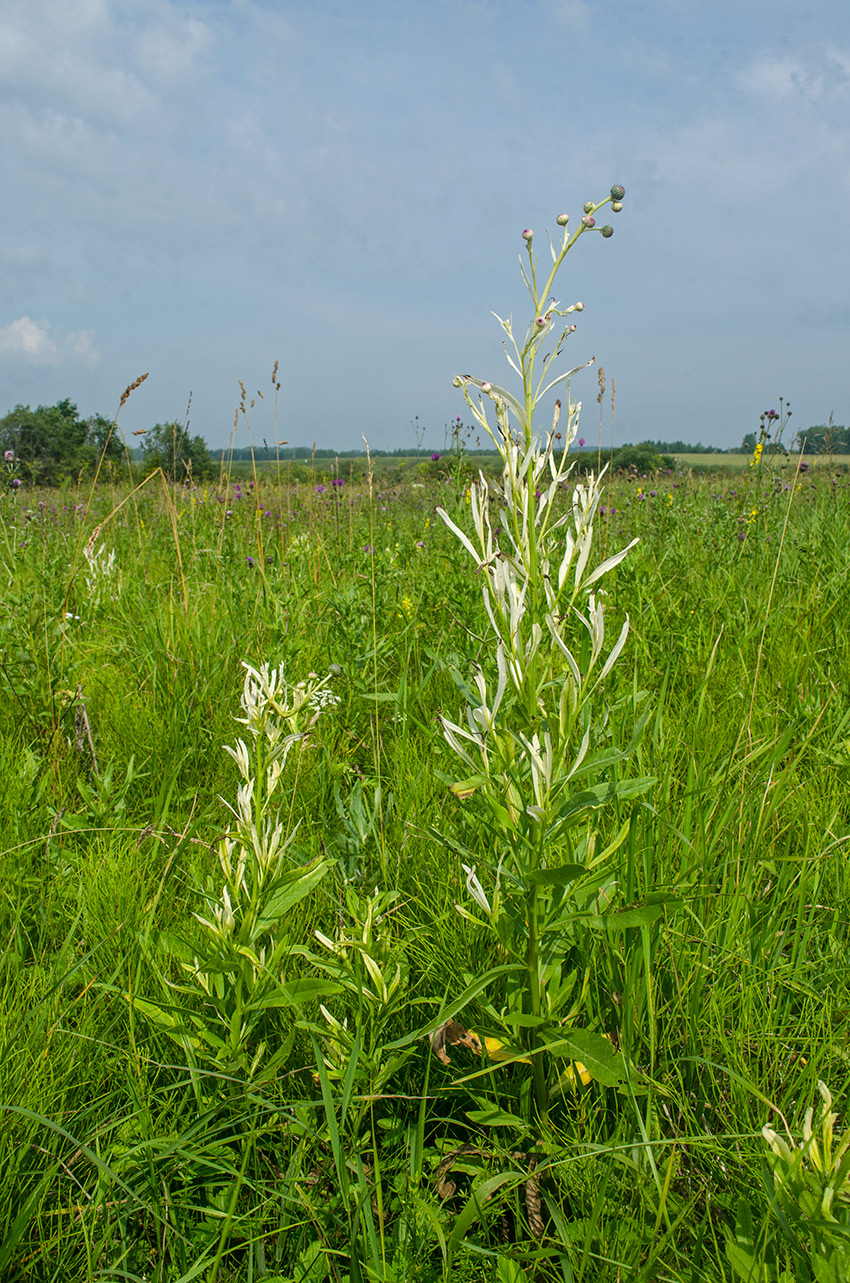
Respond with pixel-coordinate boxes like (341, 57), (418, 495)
(0, 453), (848, 1280)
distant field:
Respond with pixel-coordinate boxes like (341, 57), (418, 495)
(673, 451), (850, 468)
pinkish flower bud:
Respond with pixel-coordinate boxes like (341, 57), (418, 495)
(581, 215), (595, 228)
(535, 317), (547, 328)
(568, 324), (577, 332)
(522, 228), (533, 242)
(481, 382), (492, 392)
(573, 301), (584, 311)
(556, 213), (569, 226)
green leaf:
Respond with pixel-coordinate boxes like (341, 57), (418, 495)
(497, 1258), (529, 1283)
(590, 894), (682, 931)
(544, 1029), (628, 1086)
(257, 858), (330, 927)
(554, 777), (656, 826)
(447, 1171), (528, 1251)
(385, 963), (520, 1049)
(466, 1107), (529, 1129)
(449, 774), (490, 798)
(244, 977), (341, 1013)
(529, 862), (585, 888)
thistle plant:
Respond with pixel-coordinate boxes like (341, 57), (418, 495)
(132, 662), (341, 1096)
(762, 1083), (850, 1270)
(436, 187), (652, 1123)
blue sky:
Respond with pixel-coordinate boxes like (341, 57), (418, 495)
(1, 0), (848, 451)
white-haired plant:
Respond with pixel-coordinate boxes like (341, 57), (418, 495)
(435, 187), (657, 1125)
(129, 662), (341, 1103)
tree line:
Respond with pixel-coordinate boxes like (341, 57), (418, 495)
(1, 399), (847, 487)
(0, 401), (214, 484)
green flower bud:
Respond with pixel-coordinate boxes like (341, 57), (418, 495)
(601, 225), (614, 238)
(581, 215), (595, 228)
(556, 213), (569, 226)
(611, 201), (623, 213)
(610, 184), (625, 200)
(583, 201), (595, 214)
(452, 376), (463, 387)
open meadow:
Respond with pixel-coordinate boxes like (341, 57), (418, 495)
(1, 447), (848, 1282)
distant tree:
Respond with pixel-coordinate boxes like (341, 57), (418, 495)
(798, 424), (849, 454)
(141, 422), (215, 481)
(0, 399), (123, 484)
(614, 444), (675, 472)
(741, 432), (758, 453)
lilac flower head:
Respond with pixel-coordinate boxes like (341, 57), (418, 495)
(431, 452), (441, 461)
(577, 438), (586, 448)
(331, 477), (345, 487)
(4, 450), (14, 462)
(314, 484), (326, 494)
(11, 478), (22, 488)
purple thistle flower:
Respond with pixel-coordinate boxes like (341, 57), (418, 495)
(314, 484), (326, 494)
(431, 452), (441, 461)
(4, 450), (14, 462)
(11, 478), (22, 488)
(331, 477), (344, 486)
(577, 438), (586, 448)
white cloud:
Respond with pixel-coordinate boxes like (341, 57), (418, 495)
(0, 316), (100, 367)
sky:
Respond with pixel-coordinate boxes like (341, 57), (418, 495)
(1, 0), (848, 453)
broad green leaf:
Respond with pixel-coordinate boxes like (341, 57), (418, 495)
(244, 977), (341, 1013)
(529, 862), (585, 888)
(544, 1029), (627, 1086)
(497, 1258), (529, 1283)
(466, 1107), (529, 1129)
(257, 858), (329, 927)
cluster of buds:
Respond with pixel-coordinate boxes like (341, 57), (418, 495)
(522, 186), (623, 251)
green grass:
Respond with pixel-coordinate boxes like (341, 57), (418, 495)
(0, 456), (848, 1281)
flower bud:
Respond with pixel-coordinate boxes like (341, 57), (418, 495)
(535, 317), (547, 328)
(481, 382), (492, 392)
(610, 184), (625, 200)
(583, 201), (595, 214)
(568, 324), (577, 332)
(452, 376), (463, 387)
(556, 213), (569, 226)
(573, 301), (584, 311)
(601, 225), (614, 238)
(611, 201), (624, 213)
(521, 228), (533, 242)
(581, 215), (595, 228)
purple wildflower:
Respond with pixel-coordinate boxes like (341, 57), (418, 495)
(11, 478), (22, 488)
(315, 484), (326, 494)
(431, 452), (441, 461)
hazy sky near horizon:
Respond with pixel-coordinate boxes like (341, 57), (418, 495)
(2, 0), (848, 452)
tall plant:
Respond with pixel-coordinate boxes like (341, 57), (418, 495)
(437, 186), (654, 1124)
